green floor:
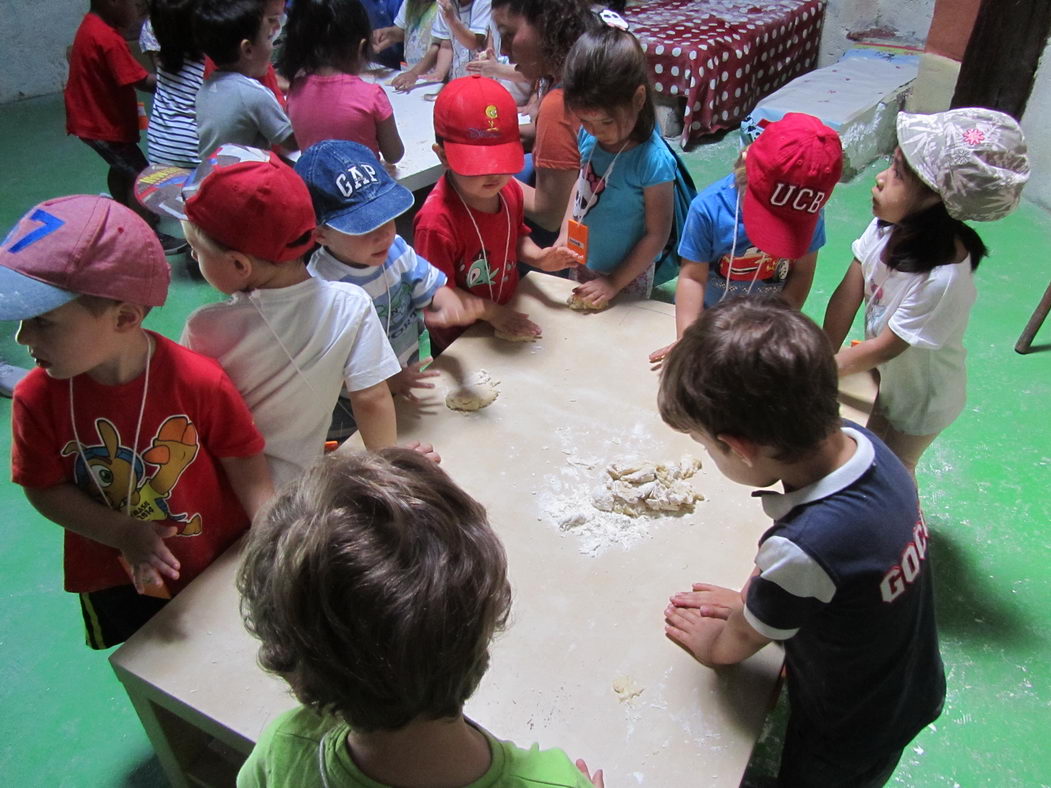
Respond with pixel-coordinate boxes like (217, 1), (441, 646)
(1, 93), (1049, 786)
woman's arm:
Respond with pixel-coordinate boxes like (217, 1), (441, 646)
(523, 167), (578, 231)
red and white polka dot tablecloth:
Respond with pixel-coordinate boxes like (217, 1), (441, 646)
(624, 0), (827, 147)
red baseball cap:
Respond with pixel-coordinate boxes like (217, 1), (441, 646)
(0, 195), (169, 320)
(434, 76), (524, 176)
(183, 145), (316, 263)
(743, 113), (843, 259)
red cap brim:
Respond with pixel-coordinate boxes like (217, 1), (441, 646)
(742, 185), (818, 260)
(442, 140), (525, 177)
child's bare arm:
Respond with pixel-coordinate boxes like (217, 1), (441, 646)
(650, 258), (708, 366)
(426, 285), (487, 327)
(823, 259), (865, 350)
(219, 453), (274, 522)
(574, 180), (674, 306)
(780, 250), (818, 309)
(346, 380), (398, 449)
(438, 0), (486, 50)
(430, 40), (454, 82)
(834, 324), (909, 378)
(391, 44), (440, 90)
(23, 484), (181, 591)
(376, 114), (405, 164)
(134, 73), (157, 93)
(664, 583), (771, 667)
(518, 235), (580, 272)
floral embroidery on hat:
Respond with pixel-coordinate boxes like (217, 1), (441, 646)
(962, 128), (986, 146)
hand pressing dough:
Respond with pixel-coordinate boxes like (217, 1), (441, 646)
(494, 328), (539, 342)
(566, 293), (610, 313)
(445, 370), (500, 411)
(593, 455), (703, 516)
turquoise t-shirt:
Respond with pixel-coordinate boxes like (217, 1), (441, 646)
(574, 126), (677, 276)
(238, 705), (594, 787)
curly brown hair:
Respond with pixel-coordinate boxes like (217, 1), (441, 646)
(659, 298), (841, 461)
(238, 448), (513, 731)
(491, 0), (599, 81)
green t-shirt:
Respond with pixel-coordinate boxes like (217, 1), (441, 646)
(238, 706), (594, 787)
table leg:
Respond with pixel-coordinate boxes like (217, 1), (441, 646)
(1015, 280), (1051, 354)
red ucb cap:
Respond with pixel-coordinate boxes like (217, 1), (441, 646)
(434, 75), (524, 176)
(185, 145), (316, 263)
(743, 113), (843, 259)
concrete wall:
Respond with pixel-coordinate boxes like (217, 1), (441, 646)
(1020, 38), (1051, 211)
(0, 0), (84, 103)
(819, 0), (937, 65)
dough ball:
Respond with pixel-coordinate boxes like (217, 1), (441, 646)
(566, 293), (611, 313)
(494, 328), (539, 343)
(445, 370), (500, 412)
(612, 675), (645, 702)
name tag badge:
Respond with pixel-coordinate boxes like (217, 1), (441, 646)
(567, 219), (589, 264)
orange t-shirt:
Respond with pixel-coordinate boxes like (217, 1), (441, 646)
(532, 88), (580, 171)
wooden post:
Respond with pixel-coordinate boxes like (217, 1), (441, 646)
(951, 0), (1051, 117)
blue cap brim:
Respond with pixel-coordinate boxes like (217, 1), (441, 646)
(321, 181), (415, 236)
(0, 265), (78, 320)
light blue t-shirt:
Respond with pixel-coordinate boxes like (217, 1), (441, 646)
(308, 235), (446, 365)
(574, 126), (677, 276)
(678, 173), (826, 307)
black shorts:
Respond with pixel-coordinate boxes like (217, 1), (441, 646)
(80, 138), (149, 181)
(79, 584), (168, 650)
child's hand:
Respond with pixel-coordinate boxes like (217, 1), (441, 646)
(664, 602), (725, 663)
(576, 759), (605, 787)
(487, 305), (541, 339)
(437, 0), (456, 24)
(573, 278), (618, 308)
(116, 520), (181, 594)
(403, 440), (442, 464)
(390, 71), (418, 91)
(535, 244), (582, 272)
(648, 340), (677, 370)
(372, 27), (395, 52)
(669, 582), (742, 619)
(388, 359), (440, 402)
(427, 288), (487, 328)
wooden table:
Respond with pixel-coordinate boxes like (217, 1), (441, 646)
(112, 275), (877, 787)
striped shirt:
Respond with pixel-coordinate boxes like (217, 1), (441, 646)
(140, 20), (203, 166)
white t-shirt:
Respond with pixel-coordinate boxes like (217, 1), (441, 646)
(854, 218), (977, 435)
(431, 0), (491, 80)
(182, 278), (401, 486)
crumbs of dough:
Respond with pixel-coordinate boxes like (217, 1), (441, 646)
(566, 293), (611, 313)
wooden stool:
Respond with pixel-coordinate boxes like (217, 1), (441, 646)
(1015, 280), (1051, 354)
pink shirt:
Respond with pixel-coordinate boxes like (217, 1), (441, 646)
(287, 73), (394, 154)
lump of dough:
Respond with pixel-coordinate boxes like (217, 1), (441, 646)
(566, 293), (611, 313)
(612, 675), (645, 702)
(493, 328), (539, 342)
(445, 370), (499, 412)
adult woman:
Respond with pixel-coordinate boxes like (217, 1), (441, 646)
(490, 0), (598, 231)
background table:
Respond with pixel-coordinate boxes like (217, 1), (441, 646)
(110, 275), (877, 787)
(625, 0), (827, 147)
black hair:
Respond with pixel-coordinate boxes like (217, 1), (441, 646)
(882, 159), (988, 273)
(194, 0), (266, 67)
(278, 0), (372, 79)
(563, 27), (656, 144)
(149, 0), (202, 74)
(490, 0), (599, 82)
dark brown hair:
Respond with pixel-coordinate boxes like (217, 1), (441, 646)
(237, 448), (512, 732)
(490, 0), (598, 82)
(659, 298), (840, 461)
(563, 28), (656, 144)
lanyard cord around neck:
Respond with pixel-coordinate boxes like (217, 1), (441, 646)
(573, 139), (630, 222)
(454, 187), (511, 305)
(719, 190), (764, 303)
(69, 332), (153, 516)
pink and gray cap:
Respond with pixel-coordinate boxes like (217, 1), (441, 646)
(0, 195), (170, 321)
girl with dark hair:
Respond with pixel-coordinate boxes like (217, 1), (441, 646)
(280, 0), (405, 161)
(490, 0), (598, 232)
(824, 108), (1029, 476)
(560, 24), (677, 306)
(140, 0), (206, 166)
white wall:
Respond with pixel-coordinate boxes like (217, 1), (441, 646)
(0, 0), (84, 103)
(819, 0), (936, 65)
(1020, 38), (1051, 211)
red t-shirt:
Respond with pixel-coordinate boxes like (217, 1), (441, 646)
(65, 12), (149, 143)
(203, 58), (286, 109)
(11, 334), (265, 594)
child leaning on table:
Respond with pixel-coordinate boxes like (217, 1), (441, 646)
(659, 298), (945, 787)
(236, 448), (604, 787)
(136, 145), (402, 487)
(296, 140), (485, 401)
(2, 195), (272, 649)
(649, 113), (842, 365)
(413, 75), (578, 351)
